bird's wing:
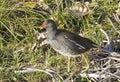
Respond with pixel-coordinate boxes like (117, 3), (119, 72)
(64, 35), (86, 50)
(57, 30), (98, 50)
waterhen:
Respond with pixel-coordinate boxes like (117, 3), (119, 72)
(40, 19), (98, 57)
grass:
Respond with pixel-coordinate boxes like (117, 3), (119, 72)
(0, 0), (120, 82)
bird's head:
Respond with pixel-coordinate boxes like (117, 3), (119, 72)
(40, 19), (57, 31)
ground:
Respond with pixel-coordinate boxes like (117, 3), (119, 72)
(0, 0), (120, 82)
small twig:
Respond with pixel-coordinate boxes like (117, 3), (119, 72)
(45, 69), (64, 81)
(99, 75), (111, 82)
(14, 47), (25, 53)
(0, 66), (63, 81)
(108, 57), (120, 62)
(110, 52), (120, 57)
(14, 68), (57, 82)
(31, 31), (48, 50)
(35, 31), (49, 46)
(113, 13), (120, 24)
(0, 67), (13, 70)
(35, 31), (47, 40)
(64, 73), (75, 82)
(100, 64), (111, 74)
(100, 28), (115, 53)
(15, 67), (64, 81)
(15, 68), (52, 75)
(112, 63), (120, 68)
(78, 73), (108, 78)
(107, 17), (120, 35)
(100, 28), (110, 44)
(102, 59), (111, 67)
(31, 43), (37, 50)
(40, 39), (48, 46)
(105, 71), (120, 79)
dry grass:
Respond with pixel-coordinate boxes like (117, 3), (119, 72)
(0, 0), (120, 82)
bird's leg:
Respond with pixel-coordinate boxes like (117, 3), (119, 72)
(67, 56), (71, 72)
(81, 54), (89, 72)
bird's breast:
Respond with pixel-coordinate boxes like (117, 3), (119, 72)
(48, 39), (81, 57)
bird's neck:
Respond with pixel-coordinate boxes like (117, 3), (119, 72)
(47, 28), (57, 40)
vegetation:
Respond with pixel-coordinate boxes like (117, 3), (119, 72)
(0, 0), (120, 82)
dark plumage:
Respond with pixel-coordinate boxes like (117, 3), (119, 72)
(40, 19), (98, 57)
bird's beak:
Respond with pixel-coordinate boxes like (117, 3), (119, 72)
(40, 22), (46, 29)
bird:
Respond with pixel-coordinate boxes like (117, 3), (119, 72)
(40, 19), (98, 57)
(40, 19), (98, 72)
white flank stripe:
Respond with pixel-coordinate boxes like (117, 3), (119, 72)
(92, 44), (98, 47)
(67, 38), (85, 49)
